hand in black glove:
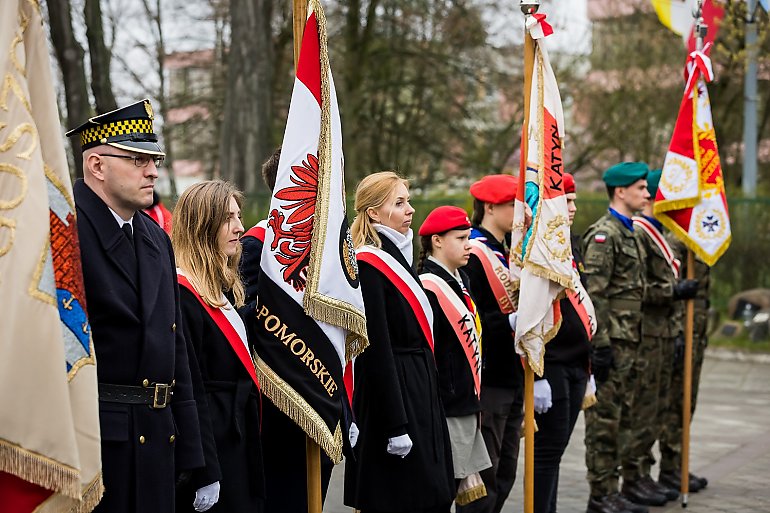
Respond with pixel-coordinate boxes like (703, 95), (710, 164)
(673, 279), (699, 300)
(591, 346), (615, 386)
(673, 332), (685, 370)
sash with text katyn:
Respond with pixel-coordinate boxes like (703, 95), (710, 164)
(420, 273), (481, 397)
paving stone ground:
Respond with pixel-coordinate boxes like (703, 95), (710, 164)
(323, 349), (770, 512)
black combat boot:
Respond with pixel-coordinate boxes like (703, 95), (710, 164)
(587, 494), (636, 513)
(640, 474), (678, 501)
(621, 479), (668, 506)
(658, 470), (704, 493)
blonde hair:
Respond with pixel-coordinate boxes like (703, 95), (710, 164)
(172, 180), (245, 308)
(351, 171), (409, 249)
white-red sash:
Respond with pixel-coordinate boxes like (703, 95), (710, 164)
(469, 239), (516, 314)
(243, 219), (268, 242)
(632, 216), (681, 278)
(177, 273), (260, 390)
(356, 246), (434, 352)
(566, 262), (597, 340)
(420, 273), (481, 398)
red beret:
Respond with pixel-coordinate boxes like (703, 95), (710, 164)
(419, 206), (472, 236)
(563, 173), (575, 194)
(470, 174), (518, 204)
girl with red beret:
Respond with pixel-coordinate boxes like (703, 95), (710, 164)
(417, 206), (492, 508)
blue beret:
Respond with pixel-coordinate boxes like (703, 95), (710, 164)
(602, 162), (649, 187)
(646, 169), (662, 197)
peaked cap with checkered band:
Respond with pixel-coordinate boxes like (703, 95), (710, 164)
(65, 99), (164, 156)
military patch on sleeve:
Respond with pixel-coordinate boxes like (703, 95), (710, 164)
(594, 233), (607, 243)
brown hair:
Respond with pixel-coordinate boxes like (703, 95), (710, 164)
(350, 171), (409, 249)
(417, 235), (434, 273)
(262, 146), (281, 192)
(172, 180), (245, 308)
(471, 198), (486, 225)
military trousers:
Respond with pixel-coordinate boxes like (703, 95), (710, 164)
(641, 334), (677, 475)
(621, 333), (664, 482)
(584, 338), (637, 497)
(658, 336), (706, 473)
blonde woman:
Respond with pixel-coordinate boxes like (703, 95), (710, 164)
(172, 180), (264, 513)
(344, 172), (454, 513)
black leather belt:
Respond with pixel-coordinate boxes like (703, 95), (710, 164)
(99, 383), (174, 409)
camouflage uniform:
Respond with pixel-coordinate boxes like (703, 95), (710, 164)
(622, 219), (679, 482)
(582, 212), (646, 497)
(658, 236), (710, 473)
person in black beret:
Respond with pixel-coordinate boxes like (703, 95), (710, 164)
(67, 100), (206, 513)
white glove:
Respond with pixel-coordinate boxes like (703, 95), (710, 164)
(588, 374), (596, 396)
(193, 481), (220, 512)
(508, 312), (518, 332)
(387, 433), (413, 458)
(533, 379), (553, 414)
(349, 422), (359, 448)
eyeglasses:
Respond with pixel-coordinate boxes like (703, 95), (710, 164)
(98, 154), (165, 168)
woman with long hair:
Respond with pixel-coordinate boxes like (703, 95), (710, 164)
(417, 206), (491, 508)
(344, 172), (455, 513)
(172, 180), (264, 513)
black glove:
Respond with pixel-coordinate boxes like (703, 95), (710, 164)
(591, 346), (615, 386)
(673, 279), (699, 300)
(176, 471), (192, 489)
(673, 332), (685, 370)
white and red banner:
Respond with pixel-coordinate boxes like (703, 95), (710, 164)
(653, 49), (731, 266)
(253, 0), (368, 463)
(511, 13), (573, 377)
(0, 1), (102, 511)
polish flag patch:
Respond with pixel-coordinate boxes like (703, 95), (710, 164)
(594, 233), (607, 243)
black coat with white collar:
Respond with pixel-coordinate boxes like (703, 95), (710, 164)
(74, 179), (203, 513)
(420, 258), (481, 417)
(344, 236), (454, 512)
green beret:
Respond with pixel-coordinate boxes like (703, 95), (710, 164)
(646, 168), (662, 197)
(602, 162), (649, 187)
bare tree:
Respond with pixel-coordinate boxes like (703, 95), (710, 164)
(46, 0), (92, 178)
(84, 0), (117, 113)
(219, 0), (274, 194)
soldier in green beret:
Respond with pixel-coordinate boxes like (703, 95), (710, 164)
(582, 162), (651, 513)
(620, 170), (700, 506)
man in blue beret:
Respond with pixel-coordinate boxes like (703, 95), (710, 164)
(581, 162), (653, 513)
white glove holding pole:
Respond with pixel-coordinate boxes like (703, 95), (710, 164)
(588, 375), (596, 396)
(508, 312), (518, 332)
(387, 433), (413, 458)
(193, 481), (220, 512)
(349, 422), (359, 448)
(533, 379), (553, 414)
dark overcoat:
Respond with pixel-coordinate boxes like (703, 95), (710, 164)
(465, 226), (523, 390)
(74, 180), (203, 513)
(344, 238), (455, 512)
(420, 259), (482, 418)
(175, 289), (265, 512)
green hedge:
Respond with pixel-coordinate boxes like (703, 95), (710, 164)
(243, 193), (770, 316)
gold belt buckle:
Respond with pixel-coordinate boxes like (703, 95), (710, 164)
(153, 383), (171, 409)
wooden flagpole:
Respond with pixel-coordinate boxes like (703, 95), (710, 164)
(682, 3), (705, 506)
(681, 250), (695, 507)
(520, 3), (539, 513)
(292, 1), (322, 512)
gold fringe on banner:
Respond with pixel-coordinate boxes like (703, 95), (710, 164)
(256, 358), (344, 463)
(301, 0), (369, 356)
(72, 473), (104, 513)
(455, 475), (487, 506)
(0, 439), (80, 499)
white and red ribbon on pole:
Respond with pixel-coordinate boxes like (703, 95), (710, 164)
(525, 13), (553, 40)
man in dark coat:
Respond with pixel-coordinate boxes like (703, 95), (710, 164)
(67, 99), (204, 513)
